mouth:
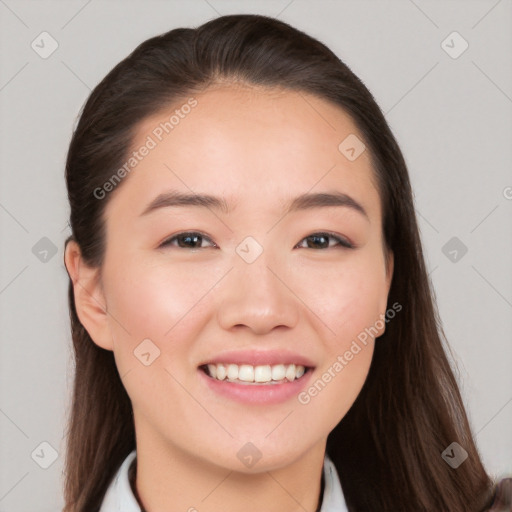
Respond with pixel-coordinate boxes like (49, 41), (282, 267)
(197, 350), (316, 404)
(199, 363), (314, 385)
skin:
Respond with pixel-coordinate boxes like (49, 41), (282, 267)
(65, 84), (393, 512)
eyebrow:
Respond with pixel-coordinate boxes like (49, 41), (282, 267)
(139, 190), (369, 220)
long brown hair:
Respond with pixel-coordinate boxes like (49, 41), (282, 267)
(63, 14), (501, 511)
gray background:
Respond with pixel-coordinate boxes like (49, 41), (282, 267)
(0, 0), (511, 510)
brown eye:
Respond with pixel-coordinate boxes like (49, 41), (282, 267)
(296, 232), (353, 250)
(159, 232), (216, 249)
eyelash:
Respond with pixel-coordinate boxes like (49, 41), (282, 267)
(158, 231), (354, 250)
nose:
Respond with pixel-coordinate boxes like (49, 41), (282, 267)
(216, 252), (300, 335)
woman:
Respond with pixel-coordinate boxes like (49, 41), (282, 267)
(62, 13), (511, 512)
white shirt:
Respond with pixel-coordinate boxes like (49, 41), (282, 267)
(99, 450), (349, 512)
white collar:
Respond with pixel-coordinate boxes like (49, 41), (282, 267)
(99, 450), (348, 512)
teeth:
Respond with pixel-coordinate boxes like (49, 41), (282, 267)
(216, 364), (226, 380)
(207, 364), (218, 379)
(204, 363), (307, 384)
(285, 364), (297, 381)
(227, 364), (238, 380)
(254, 365), (271, 382)
(238, 364), (254, 382)
(271, 364), (286, 381)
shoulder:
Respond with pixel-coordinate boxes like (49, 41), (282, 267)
(486, 477), (512, 511)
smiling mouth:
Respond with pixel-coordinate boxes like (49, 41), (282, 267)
(199, 363), (313, 385)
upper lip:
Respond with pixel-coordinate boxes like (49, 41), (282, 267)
(198, 349), (315, 368)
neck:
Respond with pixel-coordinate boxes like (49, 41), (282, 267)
(131, 430), (327, 512)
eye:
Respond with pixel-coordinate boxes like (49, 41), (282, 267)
(295, 232), (354, 250)
(158, 231), (217, 250)
(158, 231), (353, 250)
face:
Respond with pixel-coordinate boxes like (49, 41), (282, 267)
(68, 85), (393, 472)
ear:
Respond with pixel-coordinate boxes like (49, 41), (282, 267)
(64, 240), (113, 351)
(385, 250), (394, 295)
(376, 249), (394, 337)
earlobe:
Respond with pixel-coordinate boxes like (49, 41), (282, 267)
(64, 240), (114, 351)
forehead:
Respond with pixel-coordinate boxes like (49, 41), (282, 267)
(104, 85), (381, 221)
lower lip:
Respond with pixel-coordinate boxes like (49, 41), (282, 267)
(198, 367), (314, 405)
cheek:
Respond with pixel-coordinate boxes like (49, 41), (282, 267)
(101, 254), (231, 387)
(101, 257), (217, 416)
(295, 257), (384, 424)
(104, 255), (214, 337)
(294, 252), (388, 350)
(298, 343), (374, 439)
